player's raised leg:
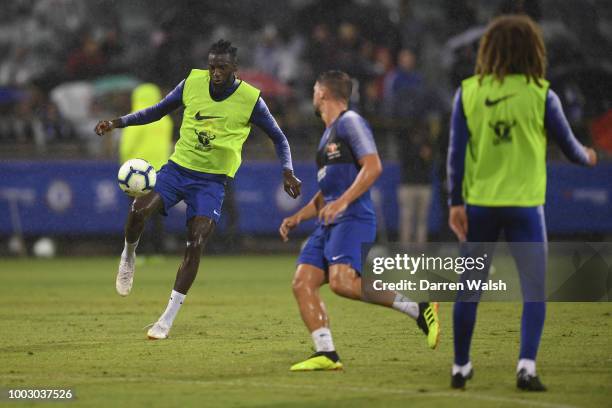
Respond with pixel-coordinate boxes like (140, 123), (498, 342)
(147, 216), (215, 339)
(328, 264), (440, 350)
(290, 263), (343, 371)
(117, 192), (164, 296)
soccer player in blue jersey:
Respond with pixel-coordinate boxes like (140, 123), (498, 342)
(95, 40), (301, 340)
(280, 71), (440, 371)
(447, 15), (597, 391)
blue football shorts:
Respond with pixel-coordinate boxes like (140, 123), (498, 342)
(297, 218), (376, 275)
(153, 160), (226, 224)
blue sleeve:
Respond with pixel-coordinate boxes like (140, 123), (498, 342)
(545, 89), (590, 165)
(119, 80), (184, 127)
(337, 112), (378, 159)
(250, 97), (293, 171)
(447, 88), (469, 206)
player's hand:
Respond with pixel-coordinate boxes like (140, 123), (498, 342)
(585, 147), (597, 167)
(283, 169), (302, 199)
(318, 199), (348, 225)
(94, 119), (115, 136)
(449, 205), (468, 242)
(279, 214), (301, 242)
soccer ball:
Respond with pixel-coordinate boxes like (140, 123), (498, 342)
(117, 159), (156, 197)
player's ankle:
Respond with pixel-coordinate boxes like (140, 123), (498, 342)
(392, 293), (419, 319)
(158, 290), (186, 327)
(517, 358), (536, 376)
(311, 327), (335, 353)
(315, 350), (340, 362)
(452, 361), (473, 377)
(123, 238), (139, 258)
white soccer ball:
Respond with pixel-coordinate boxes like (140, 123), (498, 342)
(33, 237), (56, 258)
(117, 159), (156, 197)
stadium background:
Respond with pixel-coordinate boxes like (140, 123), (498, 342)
(0, 0), (610, 255)
(0, 2), (611, 407)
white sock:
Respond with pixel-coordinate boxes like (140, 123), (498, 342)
(159, 290), (186, 327)
(517, 359), (536, 376)
(311, 327), (335, 352)
(452, 361), (473, 376)
(392, 293), (419, 319)
(122, 239), (139, 260)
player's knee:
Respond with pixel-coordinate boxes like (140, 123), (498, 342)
(186, 218), (214, 251)
(328, 276), (346, 296)
(292, 274), (307, 295)
(129, 203), (149, 223)
(292, 272), (317, 296)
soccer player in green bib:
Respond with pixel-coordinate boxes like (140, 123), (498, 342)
(447, 15), (597, 391)
(95, 40), (302, 340)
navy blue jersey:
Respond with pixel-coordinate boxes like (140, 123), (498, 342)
(316, 110), (377, 223)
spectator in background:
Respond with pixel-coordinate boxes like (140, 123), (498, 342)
(397, 126), (435, 244)
(120, 83), (173, 254)
(253, 25), (283, 79)
(362, 47), (394, 117)
(335, 22), (370, 83)
(383, 48), (425, 119)
(303, 23), (336, 79)
(384, 48), (437, 243)
(33, 97), (75, 146)
(66, 33), (107, 80)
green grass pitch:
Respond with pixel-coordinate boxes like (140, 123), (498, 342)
(0, 256), (610, 407)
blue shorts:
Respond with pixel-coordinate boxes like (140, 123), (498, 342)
(297, 219), (376, 275)
(154, 160), (227, 224)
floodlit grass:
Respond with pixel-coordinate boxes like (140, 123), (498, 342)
(0, 256), (610, 407)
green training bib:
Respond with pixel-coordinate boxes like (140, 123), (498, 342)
(170, 69), (260, 177)
(461, 74), (549, 206)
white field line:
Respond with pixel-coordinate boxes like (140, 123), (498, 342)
(0, 374), (580, 408)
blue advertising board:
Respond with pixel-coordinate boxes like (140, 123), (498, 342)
(0, 161), (610, 236)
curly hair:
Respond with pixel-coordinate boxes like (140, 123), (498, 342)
(475, 14), (547, 86)
(208, 39), (238, 61)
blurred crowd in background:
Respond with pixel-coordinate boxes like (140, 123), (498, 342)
(1, 0), (611, 253)
(2, 0), (611, 158)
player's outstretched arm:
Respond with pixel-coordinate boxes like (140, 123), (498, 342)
(94, 80), (184, 137)
(319, 154), (382, 225)
(279, 191), (323, 242)
(546, 89), (597, 167)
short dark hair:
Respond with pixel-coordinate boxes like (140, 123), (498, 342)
(209, 39), (238, 61)
(317, 70), (352, 102)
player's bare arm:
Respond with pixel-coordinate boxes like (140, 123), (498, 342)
(318, 154), (382, 225)
(279, 191), (322, 241)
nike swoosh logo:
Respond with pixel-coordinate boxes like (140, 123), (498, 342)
(485, 94), (516, 107)
(213, 210), (220, 216)
(195, 112), (223, 120)
(331, 255), (345, 261)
